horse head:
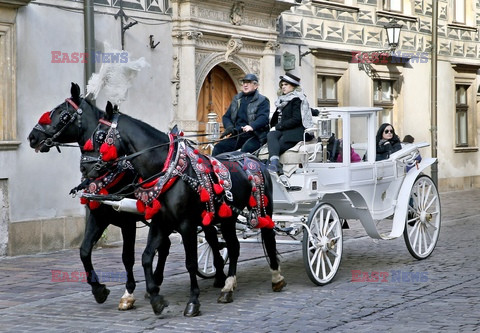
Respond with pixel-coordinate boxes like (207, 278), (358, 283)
(28, 82), (104, 153)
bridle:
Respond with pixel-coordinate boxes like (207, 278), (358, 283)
(34, 98), (85, 151)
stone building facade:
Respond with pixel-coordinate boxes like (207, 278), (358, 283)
(1, 0), (480, 255)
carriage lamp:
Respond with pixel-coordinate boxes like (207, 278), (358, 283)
(203, 112), (220, 154)
(317, 109), (331, 162)
(357, 20), (403, 78)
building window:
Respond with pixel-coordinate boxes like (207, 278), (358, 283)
(454, 0), (466, 24)
(383, 0), (402, 12)
(373, 79), (394, 125)
(455, 85), (469, 147)
(317, 76), (339, 107)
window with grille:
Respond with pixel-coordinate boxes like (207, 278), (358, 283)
(317, 76), (339, 107)
(373, 79), (394, 125)
(455, 85), (469, 147)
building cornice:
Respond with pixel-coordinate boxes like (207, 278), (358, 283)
(0, 0), (31, 9)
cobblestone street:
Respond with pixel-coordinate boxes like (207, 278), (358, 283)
(0, 189), (479, 332)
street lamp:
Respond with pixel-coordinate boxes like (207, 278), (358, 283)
(356, 20), (403, 77)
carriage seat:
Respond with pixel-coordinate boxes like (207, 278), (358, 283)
(258, 138), (322, 167)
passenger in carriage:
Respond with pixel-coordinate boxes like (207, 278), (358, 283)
(266, 73), (314, 174)
(336, 139), (361, 163)
(212, 73), (270, 156)
(375, 123), (402, 161)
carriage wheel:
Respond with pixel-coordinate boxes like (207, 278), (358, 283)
(403, 175), (441, 259)
(196, 233), (229, 279)
(302, 203), (343, 286)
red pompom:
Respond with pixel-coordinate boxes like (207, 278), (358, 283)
(252, 187), (257, 192)
(199, 187), (210, 202)
(263, 194), (269, 207)
(197, 158), (203, 164)
(80, 197), (89, 205)
(248, 175), (253, 181)
(212, 160), (218, 166)
(193, 149), (199, 154)
(249, 195), (257, 208)
(83, 139), (94, 152)
(89, 200), (101, 210)
(136, 200), (146, 214)
(257, 215), (275, 229)
(219, 179), (224, 185)
(145, 199), (161, 220)
(38, 112), (51, 125)
(98, 188), (108, 196)
(213, 183), (224, 195)
(202, 211), (214, 226)
(218, 202), (232, 218)
(100, 143), (118, 161)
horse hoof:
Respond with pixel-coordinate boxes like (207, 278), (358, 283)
(151, 295), (169, 316)
(217, 291), (234, 303)
(118, 296), (136, 310)
(92, 284), (110, 304)
(183, 302), (201, 317)
(272, 279), (287, 292)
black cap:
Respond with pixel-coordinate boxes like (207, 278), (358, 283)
(241, 73), (258, 82)
(279, 72), (301, 86)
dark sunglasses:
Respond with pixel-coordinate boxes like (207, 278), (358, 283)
(384, 129), (393, 134)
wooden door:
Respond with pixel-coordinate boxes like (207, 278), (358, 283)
(197, 66), (238, 135)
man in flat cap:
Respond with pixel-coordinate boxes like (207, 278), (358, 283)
(212, 73), (270, 156)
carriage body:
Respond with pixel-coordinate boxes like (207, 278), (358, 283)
(261, 107), (441, 285)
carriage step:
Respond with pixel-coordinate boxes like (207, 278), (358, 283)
(286, 186), (302, 192)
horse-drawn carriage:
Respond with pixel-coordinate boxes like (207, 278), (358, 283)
(28, 84), (440, 316)
(197, 106), (440, 286)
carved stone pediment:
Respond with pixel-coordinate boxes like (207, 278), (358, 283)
(0, 0), (31, 9)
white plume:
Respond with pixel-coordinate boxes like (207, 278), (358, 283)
(86, 42), (149, 106)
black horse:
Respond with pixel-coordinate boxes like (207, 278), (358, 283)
(28, 83), (145, 310)
(81, 99), (287, 316)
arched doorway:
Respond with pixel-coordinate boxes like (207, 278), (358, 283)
(197, 66), (238, 151)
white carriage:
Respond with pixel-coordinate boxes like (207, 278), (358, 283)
(198, 106), (441, 285)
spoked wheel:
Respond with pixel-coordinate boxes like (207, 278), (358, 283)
(303, 203), (343, 286)
(403, 175), (441, 259)
(196, 233), (229, 279)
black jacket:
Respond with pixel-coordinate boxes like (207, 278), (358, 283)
(270, 98), (312, 143)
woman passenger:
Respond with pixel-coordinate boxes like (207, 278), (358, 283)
(376, 123), (402, 161)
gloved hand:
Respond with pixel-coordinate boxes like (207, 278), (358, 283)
(220, 127), (233, 139)
(379, 139), (390, 146)
(270, 126), (276, 132)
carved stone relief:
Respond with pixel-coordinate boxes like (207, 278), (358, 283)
(230, 1), (244, 25)
(225, 37), (243, 61)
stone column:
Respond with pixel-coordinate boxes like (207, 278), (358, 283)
(262, 41), (280, 114)
(171, 30), (203, 133)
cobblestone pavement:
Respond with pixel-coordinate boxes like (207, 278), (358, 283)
(0, 189), (479, 332)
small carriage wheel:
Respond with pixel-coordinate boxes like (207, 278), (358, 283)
(403, 175), (441, 259)
(302, 203), (343, 286)
(196, 232), (229, 279)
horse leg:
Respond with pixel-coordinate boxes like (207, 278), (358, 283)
(181, 226), (202, 317)
(145, 233), (171, 299)
(79, 209), (110, 304)
(142, 221), (169, 316)
(217, 219), (240, 303)
(118, 218), (137, 310)
(203, 225), (227, 288)
(261, 227), (286, 292)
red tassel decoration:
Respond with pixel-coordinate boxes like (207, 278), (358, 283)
(213, 183), (224, 195)
(38, 112), (52, 125)
(83, 139), (94, 151)
(197, 158), (203, 164)
(218, 202), (232, 218)
(89, 200), (101, 210)
(248, 175), (253, 181)
(263, 194), (269, 207)
(212, 160), (217, 166)
(249, 195), (257, 208)
(199, 187), (210, 202)
(202, 212), (214, 226)
(145, 199), (161, 220)
(100, 142), (118, 161)
(257, 215), (275, 229)
(80, 197), (89, 205)
(136, 200), (146, 214)
(193, 149), (199, 154)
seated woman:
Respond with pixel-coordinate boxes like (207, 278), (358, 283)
(336, 139), (361, 163)
(266, 73), (314, 174)
(376, 123), (402, 161)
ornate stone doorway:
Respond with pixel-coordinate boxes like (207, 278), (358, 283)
(196, 65), (238, 146)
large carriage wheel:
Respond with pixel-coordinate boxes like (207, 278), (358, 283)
(403, 175), (441, 259)
(303, 203), (343, 286)
(196, 233), (229, 279)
